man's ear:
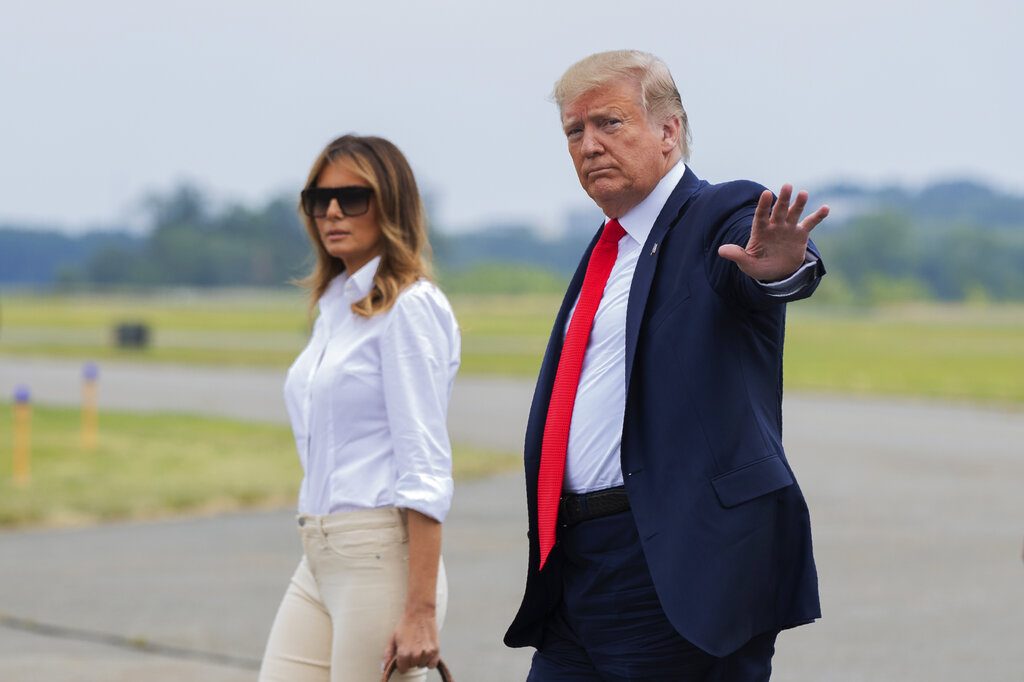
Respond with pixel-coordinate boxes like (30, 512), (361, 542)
(661, 115), (682, 153)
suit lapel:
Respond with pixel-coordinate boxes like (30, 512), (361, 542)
(624, 167), (702, 393)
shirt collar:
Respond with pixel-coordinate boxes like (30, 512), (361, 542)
(610, 160), (687, 247)
(320, 255), (382, 318)
(343, 255), (381, 303)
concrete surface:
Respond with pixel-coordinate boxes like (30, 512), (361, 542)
(1, 359), (1023, 680)
(0, 358), (531, 454)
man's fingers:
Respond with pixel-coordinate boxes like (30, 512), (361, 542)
(788, 190), (809, 224)
(770, 184), (793, 225)
(752, 189), (773, 229)
(799, 205), (830, 232)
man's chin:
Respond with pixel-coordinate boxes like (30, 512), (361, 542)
(585, 182), (630, 216)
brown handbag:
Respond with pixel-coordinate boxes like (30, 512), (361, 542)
(380, 657), (453, 681)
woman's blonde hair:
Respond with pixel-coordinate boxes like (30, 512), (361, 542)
(552, 49), (691, 159)
(297, 134), (433, 317)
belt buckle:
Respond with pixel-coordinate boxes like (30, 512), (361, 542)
(558, 495), (572, 528)
(559, 493), (584, 528)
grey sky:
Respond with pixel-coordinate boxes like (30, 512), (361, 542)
(2, 0), (1020, 234)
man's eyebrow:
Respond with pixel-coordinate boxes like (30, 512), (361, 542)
(562, 115), (583, 132)
(562, 106), (623, 131)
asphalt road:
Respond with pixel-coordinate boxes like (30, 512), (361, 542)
(0, 358), (530, 453)
(1, 359), (1023, 680)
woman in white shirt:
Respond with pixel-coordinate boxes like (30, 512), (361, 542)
(259, 135), (460, 682)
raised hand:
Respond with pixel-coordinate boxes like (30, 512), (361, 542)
(717, 184), (829, 282)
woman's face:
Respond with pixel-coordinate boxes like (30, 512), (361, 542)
(314, 161), (383, 274)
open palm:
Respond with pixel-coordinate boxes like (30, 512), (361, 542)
(718, 184), (830, 282)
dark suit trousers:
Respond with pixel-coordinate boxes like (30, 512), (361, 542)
(526, 510), (777, 682)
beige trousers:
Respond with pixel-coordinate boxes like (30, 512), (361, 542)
(258, 508), (448, 682)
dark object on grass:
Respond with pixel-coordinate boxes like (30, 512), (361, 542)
(113, 322), (150, 349)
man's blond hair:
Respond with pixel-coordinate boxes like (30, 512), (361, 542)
(552, 50), (691, 159)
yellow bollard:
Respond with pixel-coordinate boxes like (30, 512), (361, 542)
(12, 385), (31, 487)
(81, 362), (99, 451)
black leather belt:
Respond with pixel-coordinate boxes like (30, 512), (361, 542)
(559, 486), (630, 527)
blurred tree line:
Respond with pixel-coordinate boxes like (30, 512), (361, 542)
(2, 179), (1023, 303)
(56, 185), (312, 288)
(810, 179), (1024, 304)
(810, 211), (1024, 304)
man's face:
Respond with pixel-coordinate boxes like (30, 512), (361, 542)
(561, 78), (676, 218)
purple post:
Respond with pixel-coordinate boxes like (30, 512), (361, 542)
(83, 362), (100, 382)
(13, 385), (31, 404)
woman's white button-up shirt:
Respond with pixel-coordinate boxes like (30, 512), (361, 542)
(284, 256), (461, 522)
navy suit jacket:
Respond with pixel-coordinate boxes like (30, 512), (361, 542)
(504, 167), (823, 657)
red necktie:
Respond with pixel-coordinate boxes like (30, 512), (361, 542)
(536, 218), (626, 570)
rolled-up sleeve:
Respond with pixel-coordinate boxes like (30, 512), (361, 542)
(380, 287), (459, 522)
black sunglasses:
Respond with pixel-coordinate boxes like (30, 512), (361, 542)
(300, 186), (374, 218)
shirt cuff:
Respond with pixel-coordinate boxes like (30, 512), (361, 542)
(758, 253), (819, 297)
(395, 472), (454, 523)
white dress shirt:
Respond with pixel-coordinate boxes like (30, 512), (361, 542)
(563, 162), (816, 493)
(283, 256), (460, 522)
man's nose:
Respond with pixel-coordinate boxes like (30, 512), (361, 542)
(580, 129), (603, 157)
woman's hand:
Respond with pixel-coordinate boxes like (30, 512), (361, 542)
(384, 508), (443, 673)
(384, 605), (440, 673)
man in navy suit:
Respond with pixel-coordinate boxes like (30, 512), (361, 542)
(505, 50), (830, 681)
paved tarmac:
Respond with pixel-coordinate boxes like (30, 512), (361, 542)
(1, 358), (1023, 680)
(0, 358), (530, 453)
(0, 472), (535, 682)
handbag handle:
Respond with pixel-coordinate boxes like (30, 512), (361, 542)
(381, 657), (453, 681)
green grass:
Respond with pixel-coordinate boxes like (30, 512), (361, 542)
(456, 295), (559, 376)
(785, 304), (1024, 404)
(0, 291), (561, 372)
(0, 290), (311, 367)
(0, 290), (309, 332)
(2, 292), (1023, 405)
(0, 403), (518, 528)
(0, 294), (1019, 526)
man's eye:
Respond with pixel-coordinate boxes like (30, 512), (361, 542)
(605, 119), (622, 128)
(566, 128), (582, 138)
